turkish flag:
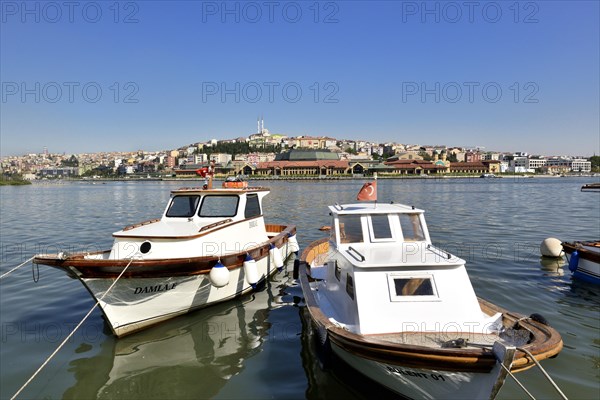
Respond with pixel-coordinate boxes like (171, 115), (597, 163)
(357, 181), (377, 201)
(196, 167), (208, 177)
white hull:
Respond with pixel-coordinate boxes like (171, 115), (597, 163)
(332, 343), (503, 400)
(77, 248), (291, 336)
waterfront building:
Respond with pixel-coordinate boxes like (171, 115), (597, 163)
(449, 160), (501, 174)
(384, 159), (444, 175)
(254, 149), (348, 176)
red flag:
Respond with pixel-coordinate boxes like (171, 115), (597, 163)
(357, 181), (377, 201)
(196, 167), (208, 177)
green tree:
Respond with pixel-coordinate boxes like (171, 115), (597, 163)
(418, 151), (433, 161)
(589, 155), (600, 172)
(61, 155), (79, 167)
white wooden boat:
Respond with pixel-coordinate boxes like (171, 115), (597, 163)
(34, 183), (298, 337)
(299, 202), (563, 399)
(562, 241), (600, 284)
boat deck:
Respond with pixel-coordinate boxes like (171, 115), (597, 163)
(369, 330), (530, 350)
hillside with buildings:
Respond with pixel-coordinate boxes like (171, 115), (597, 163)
(1, 120), (596, 180)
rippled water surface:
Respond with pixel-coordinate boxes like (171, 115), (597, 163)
(1, 178), (599, 399)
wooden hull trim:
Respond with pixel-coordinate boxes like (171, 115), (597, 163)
(562, 241), (600, 264)
(34, 224), (296, 279)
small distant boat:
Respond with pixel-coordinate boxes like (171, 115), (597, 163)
(480, 173), (497, 178)
(562, 241), (600, 284)
(581, 183), (600, 192)
(34, 177), (299, 337)
(299, 197), (563, 399)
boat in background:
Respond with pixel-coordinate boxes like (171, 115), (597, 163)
(299, 196), (563, 399)
(562, 241), (600, 284)
(581, 183), (600, 192)
(34, 174), (299, 337)
(480, 173), (498, 178)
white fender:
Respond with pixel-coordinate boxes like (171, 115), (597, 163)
(209, 261), (229, 288)
(270, 243), (284, 270)
(287, 233), (300, 254)
(243, 254), (259, 287)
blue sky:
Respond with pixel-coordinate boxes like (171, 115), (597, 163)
(1, 0), (598, 157)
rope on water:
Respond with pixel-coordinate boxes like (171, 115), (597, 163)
(517, 347), (568, 400)
(500, 347), (569, 400)
(0, 256), (34, 280)
(500, 363), (536, 399)
(10, 258), (134, 400)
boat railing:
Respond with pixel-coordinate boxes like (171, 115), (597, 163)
(199, 218), (233, 232)
(426, 244), (452, 260)
(346, 246), (365, 262)
(123, 218), (161, 231)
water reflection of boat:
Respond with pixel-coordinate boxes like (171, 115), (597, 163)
(62, 268), (294, 400)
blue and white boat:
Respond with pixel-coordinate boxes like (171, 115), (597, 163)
(563, 241), (600, 284)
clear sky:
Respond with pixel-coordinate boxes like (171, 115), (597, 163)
(1, 0), (598, 157)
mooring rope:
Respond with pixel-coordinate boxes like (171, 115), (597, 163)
(517, 347), (569, 400)
(499, 347), (569, 400)
(10, 258), (134, 400)
(500, 363), (536, 399)
(0, 256), (35, 280)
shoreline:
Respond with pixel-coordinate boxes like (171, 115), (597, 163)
(15, 174), (600, 184)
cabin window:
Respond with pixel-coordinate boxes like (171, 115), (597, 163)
(387, 274), (439, 302)
(199, 195), (240, 217)
(346, 273), (355, 300)
(166, 195), (200, 217)
(338, 215), (364, 244)
(399, 214), (425, 241)
(369, 214), (393, 241)
(244, 194), (262, 219)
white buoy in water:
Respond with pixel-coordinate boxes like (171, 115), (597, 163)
(243, 254), (259, 288)
(287, 233), (300, 254)
(270, 243), (284, 270)
(540, 238), (563, 258)
(209, 261), (230, 288)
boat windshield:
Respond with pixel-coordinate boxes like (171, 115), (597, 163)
(339, 215), (364, 244)
(166, 195), (200, 217)
(399, 214), (425, 241)
(199, 195), (240, 217)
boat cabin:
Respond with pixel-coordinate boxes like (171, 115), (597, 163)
(109, 187), (270, 260)
(311, 203), (500, 336)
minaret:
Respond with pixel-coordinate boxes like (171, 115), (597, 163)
(261, 115), (264, 133)
(257, 117), (260, 134)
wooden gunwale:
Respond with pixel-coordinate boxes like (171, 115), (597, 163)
(300, 239), (563, 373)
(562, 241), (600, 263)
(34, 224), (295, 279)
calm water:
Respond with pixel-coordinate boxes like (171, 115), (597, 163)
(1, 178), (599, 400)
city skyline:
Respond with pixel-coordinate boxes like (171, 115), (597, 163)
(1, 1), (598, 157)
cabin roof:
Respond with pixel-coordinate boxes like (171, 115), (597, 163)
(328, 203), (424, 215)
(170, 187), (270, 195)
